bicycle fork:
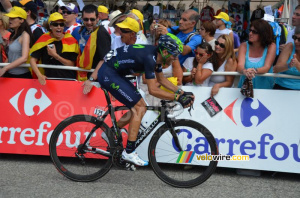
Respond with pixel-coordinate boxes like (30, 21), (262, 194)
(165, 118), (183, 152)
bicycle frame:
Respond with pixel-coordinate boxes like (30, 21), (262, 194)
(81, 87), (184, 156)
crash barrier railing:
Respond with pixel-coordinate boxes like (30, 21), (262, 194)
(1, 63), (300, 80)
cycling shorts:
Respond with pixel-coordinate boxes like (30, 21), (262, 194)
(98, 63), (142, 109)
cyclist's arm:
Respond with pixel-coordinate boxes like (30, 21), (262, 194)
(146, 77), (177, 100)
(156, 71), (179, 92)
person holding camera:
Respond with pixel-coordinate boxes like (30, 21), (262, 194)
(29, 12), (79, 85)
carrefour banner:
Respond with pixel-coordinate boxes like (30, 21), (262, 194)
(0, 78), (299, 174)
(0, 78), (126, 155)
(136, 86), (300, 174)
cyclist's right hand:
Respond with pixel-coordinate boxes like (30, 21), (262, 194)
(176, 92), (195, 108)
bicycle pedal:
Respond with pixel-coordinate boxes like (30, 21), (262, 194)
(125, 163), (136, 171)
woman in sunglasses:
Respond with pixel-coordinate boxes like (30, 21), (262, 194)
(182, 42), (216, 86)
(0, 7), (34, 78)
(30, 12), (79, 85)
(237, 19), (276, 89)
(209, 34), (237, 96)
(273, 26), (300, 90)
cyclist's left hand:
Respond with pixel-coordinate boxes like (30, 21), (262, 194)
(82, 80), (93, 94)
(177, 92), (195, 108)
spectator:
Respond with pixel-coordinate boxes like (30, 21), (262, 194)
(0, 6), (33, 78)
(109, 12), (127, 49)
(141, 19), (183, 106)
(0, 12), (11, 47)
(107, 10), (123, 44)
(151, 9), (202, 66)
(183, 42), (216, 86)
(98, 5), (114, 35)
(72, 4), (111, 86)
(14, 0), (45, 43)
(61, 3), (80, 34)
(213, 12), (234, 42)
(229, 17), (240, 52)
(237, 19), (276, 89)
(29, 12), (79, 85)
(199, 21), (216, 50)
(128, 9), (148, 44)
(209, 34), (237, 96)
(273, 26), (300, 90)
(286, 5), (300, 44)
(154, 19), (171, 45)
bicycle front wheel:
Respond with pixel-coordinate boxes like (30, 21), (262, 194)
(49, 115), (113, 182)
(149, 119), (218, 188)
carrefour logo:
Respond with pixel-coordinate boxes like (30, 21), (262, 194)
(9, 88), (52, 116)
(224, 98), (271, 127)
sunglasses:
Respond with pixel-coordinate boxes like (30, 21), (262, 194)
(292, 35), (300, 42)
(62, 10), (75, 15)
(194, 50), (206, 57)
(51, 22), (65, 27)
(215, 40), (225, 48)
(120, 28), (133, 33)
(82, 18), (96, 22)
(249, 28), (259, 34)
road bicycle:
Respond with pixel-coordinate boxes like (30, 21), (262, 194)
(49, 83), (218, 188)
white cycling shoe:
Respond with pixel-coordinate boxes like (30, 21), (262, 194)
(122, 150), (149, 166)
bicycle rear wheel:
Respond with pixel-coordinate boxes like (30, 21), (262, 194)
(149, 119), (218, 188)
(49, 115), (113, 182)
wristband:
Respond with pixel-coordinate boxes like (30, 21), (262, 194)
(175, 88), (182, 94)
(174, 93), (178, 100)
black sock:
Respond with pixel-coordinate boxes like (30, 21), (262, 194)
(126, 140), (136, 154)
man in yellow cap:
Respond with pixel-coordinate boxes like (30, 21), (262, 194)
(127, 10), (148, 44)
(97, 5), (114, 35)
(214, 12), (234, 41)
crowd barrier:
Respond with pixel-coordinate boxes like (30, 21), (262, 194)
(0, 64), (299, 174)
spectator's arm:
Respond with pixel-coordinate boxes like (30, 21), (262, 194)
(50, 46), (75, 66)
(273, 43), (293, 73)
(0, 0), (12, 12)
(211, 58), (237, 96)
(183, 35), (202, 56)
(237, 42), (247, 73)
(194, 63), (213, 85)
(30, 56), (46, 85)
(90, 60), (104, 80)
(256, 42), (276, 74)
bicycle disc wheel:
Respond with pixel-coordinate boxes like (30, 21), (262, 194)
(49, 115), (113, 182)
(149, 119), (218, 188)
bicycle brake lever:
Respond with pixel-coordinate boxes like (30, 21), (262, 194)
(188, 103), (194, 116)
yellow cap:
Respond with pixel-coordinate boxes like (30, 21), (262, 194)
(5, 6), (27, 19)
(98, 5), (109, 14)
(214, 12), (229, 22)
(48, 12), (65, 25)
(116, 17), (139, 33)
(131, 9), (143, 22)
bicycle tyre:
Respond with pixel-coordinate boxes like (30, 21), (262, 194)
(49, 115), (114, 182)
(149, 119), (218, 188)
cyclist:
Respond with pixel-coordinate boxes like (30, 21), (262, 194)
(98, 33), (195, 166)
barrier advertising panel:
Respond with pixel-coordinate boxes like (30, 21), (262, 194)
(0, 78), (299, 173)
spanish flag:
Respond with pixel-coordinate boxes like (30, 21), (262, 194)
(29, 32), (79, 55)
(77, 27), (99, 81)
(29, 32), (79, 78)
